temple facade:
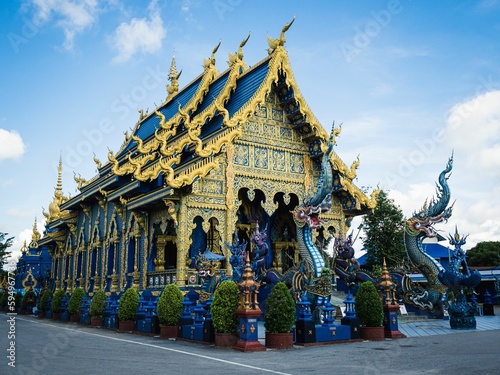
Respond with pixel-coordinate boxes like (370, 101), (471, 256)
(36, 24), (377, 295)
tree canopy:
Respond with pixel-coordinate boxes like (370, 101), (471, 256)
(361, 190), (406, 269)
(1, 232), (14, 276)
(466, 241), (500, 267)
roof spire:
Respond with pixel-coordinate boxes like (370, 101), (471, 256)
(31, 217), (41, 248)
(228, 33), (250, 67)
(267, 16), (295, 54)
(166, 51), (182, 102)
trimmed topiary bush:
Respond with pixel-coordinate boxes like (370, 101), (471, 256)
(89, 289), (107, 318)
(157, 284), (184, 326)
(211, 280), (240, 333)
(118, 288), (139, 322)
(68, 287), (85, 315)
(52, 290), (66, 313)
(264, 282), (296, 333)
(39, 290), (53, 312)
(355, 281), (384, 327)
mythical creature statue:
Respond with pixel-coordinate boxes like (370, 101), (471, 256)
(438, 227), (481, 329)
(226, 232), (248, 283)
(292, 131), (335, 308)
(332, 233), (376, 285)
(403, 155), (454, 314)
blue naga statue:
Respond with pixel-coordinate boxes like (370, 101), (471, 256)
(402, 156), (455, 315)
(292, 131), (335, 308)
(438, 227), (481, 329)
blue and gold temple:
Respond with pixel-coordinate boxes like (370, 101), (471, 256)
(30, 24), (377, 297)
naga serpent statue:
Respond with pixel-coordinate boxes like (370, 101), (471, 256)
(292, 133), (335, 308)
(438, 227), (481, 329)
(403, 155), (455, 313)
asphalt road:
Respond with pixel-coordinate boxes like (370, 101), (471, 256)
(1, 314), (499, 375)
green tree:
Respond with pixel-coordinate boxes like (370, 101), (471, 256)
(361, 190), (406, 269)
(0, 232), (14, 271)
(466, 241), (500, 267)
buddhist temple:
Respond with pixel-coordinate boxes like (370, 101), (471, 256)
(34, 21), (378, 296)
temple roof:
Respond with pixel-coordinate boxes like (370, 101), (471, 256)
(58, 24), (376, 215)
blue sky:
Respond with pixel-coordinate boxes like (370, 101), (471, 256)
(1, 0), (500, 265)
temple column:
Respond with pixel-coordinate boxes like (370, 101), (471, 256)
(155, 235), (167, 271)
(175, 198), (189, 286)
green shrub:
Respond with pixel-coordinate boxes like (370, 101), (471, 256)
(39, 290), (53, 312)
(157, 284), (184, 326)
(68, 287), (85, 315)
(118, 288), (139, 322)
(355, 281), (384, 327)
(264, 282), (296, 333)
(89, 289), (107, 318)
(52, 289), (66, 313)
(211, 280), (240, 333)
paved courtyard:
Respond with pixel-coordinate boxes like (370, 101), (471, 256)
(1, 313), (499, 375)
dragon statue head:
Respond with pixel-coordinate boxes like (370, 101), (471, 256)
(293, 192), (332, 229)
(406, 155), (454, 238)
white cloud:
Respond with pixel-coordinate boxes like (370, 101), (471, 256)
(110, 0), (166, 63)
(0, 129), (26, 161)
(444, 90), (500, 176)
(31, 0), (99, 50)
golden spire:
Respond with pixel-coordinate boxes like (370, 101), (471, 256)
(166, 52), (182, 102)
(21, 240), (28, 254)
(31, 217), (41, 248)
(46, 155), (66, 222)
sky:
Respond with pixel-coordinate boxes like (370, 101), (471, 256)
(1, 0), (500, 267)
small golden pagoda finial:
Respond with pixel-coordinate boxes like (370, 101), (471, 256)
(21, 240), (28, 254)
(30, 217), (41, 248)
(267, 16), (295, 54)
(377, 258), (398, 306)
(237, 250), (261, 312)
(47, 155), (67, 222)
(166, 52), (182, 102)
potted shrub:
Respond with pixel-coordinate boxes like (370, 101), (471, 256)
(39, 289), (53, 318)
(89, 289), (107, 327)
(157, 284), (184, 339)
(68, 287), (85, 322)
(51, 289), (66, 320)
(211, 280), (240, 347)
(355, 281), (384, 341)
(118, 288), (139, 332)
(264, 282), (296, 349)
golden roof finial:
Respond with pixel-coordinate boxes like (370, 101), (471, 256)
(21, 240), (28, 254)
(228, 33), (250, 66)
(203, 40), (221, 69)
(166, 52), (182, 102)
(31, 217), (41, 248)
(267, 16), (295, 54)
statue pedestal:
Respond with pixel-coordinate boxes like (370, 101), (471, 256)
(234, 309), (265, 352)
(383, 304), (406, 339)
